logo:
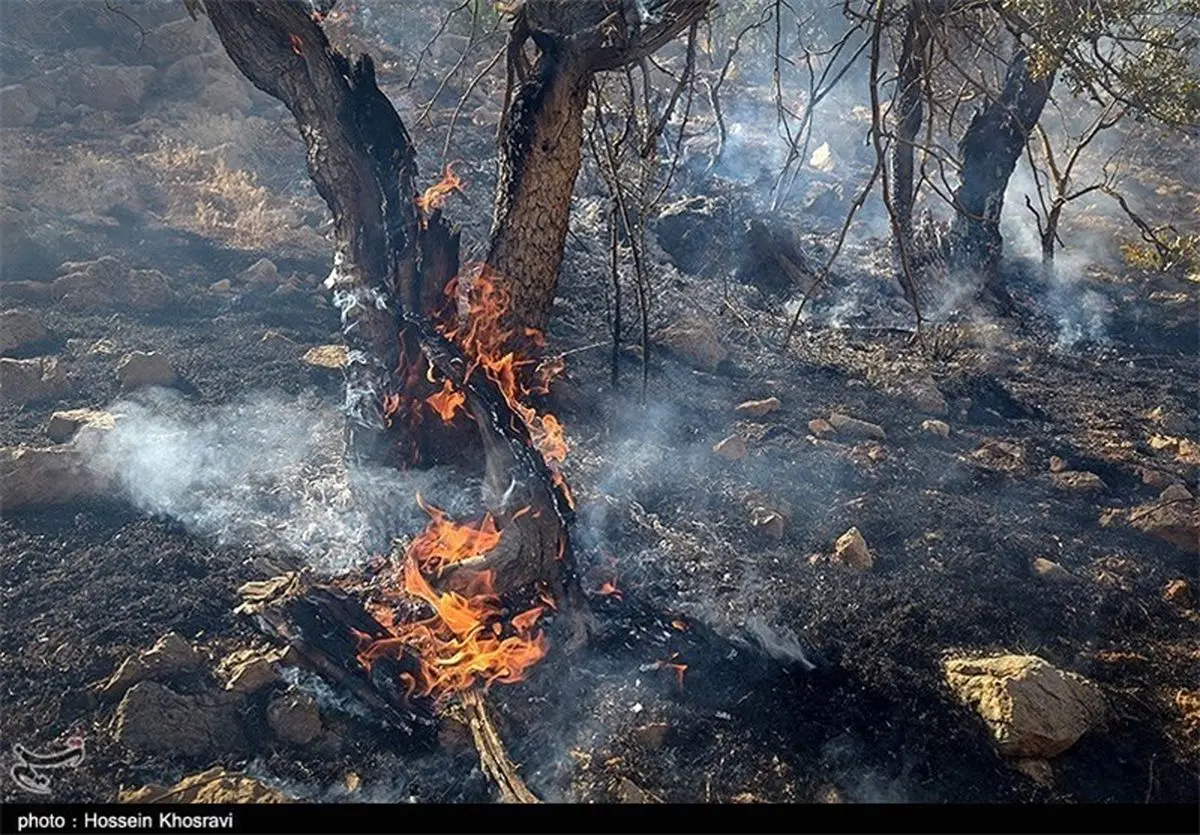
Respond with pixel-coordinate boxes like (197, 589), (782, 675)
(10, 730), (86, 795)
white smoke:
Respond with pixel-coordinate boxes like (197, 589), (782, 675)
(76, 387), (477, 573)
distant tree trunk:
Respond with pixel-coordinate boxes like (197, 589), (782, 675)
(948, 46), (1054, 289)
(892, 2), (930, 247)
(485, 0), (713, 339)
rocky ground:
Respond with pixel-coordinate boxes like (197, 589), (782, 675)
(2, 0), (1198, 806)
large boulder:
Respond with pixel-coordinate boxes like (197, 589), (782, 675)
(53, 256), (173, 311)
(944, 654), (1105, 758)
(47, 408), (116, 443)
(0, 445), (105, 510)
(0, 310), (50, 356)
(100, 633), (203, 699)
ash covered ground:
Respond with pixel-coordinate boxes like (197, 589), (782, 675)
(1, 0), (1197, 806)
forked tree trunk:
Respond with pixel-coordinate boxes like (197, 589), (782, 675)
(948, 46), (1054, 287)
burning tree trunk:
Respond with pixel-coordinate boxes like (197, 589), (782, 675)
(486, 0), (713, 336)
(948, 46), (1054, 287)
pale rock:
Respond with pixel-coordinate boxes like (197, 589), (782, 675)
(114, 681), (245, 758)
(908, 379), (948, 416)
(0, 444), (103, 509)
(0, 356), (62, 406)
(210, 278), (233, 294)
(267, 689), (322, 746)
(654, 317), (728, 372)
(1048, 455), (1067, 473)
(1110, 487), (1199, 553)
(943, 654), (1105, 758)
(735, 396), (780, 418)
(809, 142), (835, 173)
(1051, 471), (1107, 492)
(240, 258), (279, 288)
(967, 439), (1026, 474)
(100, 632), (203, 698)
(827, 412), (886, 441)
(807, 418), (835, 438)
(0, 309), (50, 355)
(712, 435), (748, 461)
(53, 256), (173, 311)
(833, 526), (873, 571)
(117, 351), (178, 390)
(215, 647), (286, 694)
(302, 344), (348, 370)
(119, 768), (287, 804)
(1031, 558), (1073, 583)
(1163, 578), (1193, 609)
(921, 419), (950, 439)
(47, 409), (116, 443)
(749, 506), (785, 541)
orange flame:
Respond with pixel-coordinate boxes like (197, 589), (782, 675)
(425, 379), (466, 423)
(416, 163), (464, 217)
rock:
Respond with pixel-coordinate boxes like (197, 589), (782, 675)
(47, 409), (115, 443)
(0, 357), (62, 406)
(943, 654), (1105, 758)
(119, 768), (288, 804)
(0, 84), (39, 127)
(116, 351), (178, 390)
(967, 439), (1026, 474)
(712, 435), (748, 461)
(267, 689), (322, 746)
(1048, 455), (1067, 473)
(807, 418), (835, 438)
(921, 419), (950, 439)
(215, 647), (286, 694)
(809, 141), (835, 173)
(832, 526), (873, 571)
(735, 396), (780, 418)
(908, 379), (948, 416)
(100, 632), (203, 698)
(654, 317), (728, 372)
(239, 258), (280, 289)
(209, 278), (233, 294)
(0, 310), (50, 355)
(631, 722), (669, 750)
(53, 256), (172, 311)
(1031, 558), (1073, 583)
(302, 344), (348, 370)
(1118, 488), (1199, 553)
(114, 681), (245, 758)
(827, 412), (886, 441)
(1051, 471), (1106, 492)
(0, 445), (103, 509)
(749, 506), (785, 541)
(1163, 578), (1193, 608)
(613, 776), (661, 804)
(68, 65), (155, 114)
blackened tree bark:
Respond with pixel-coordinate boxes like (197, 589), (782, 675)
(891, 1), (931, 247)
(486, 0), (713, 336)
(948, 45), (1054, 287)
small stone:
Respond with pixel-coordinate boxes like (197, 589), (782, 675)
(631, 722), (669, 750)
(1032, 558), (1073, 583)
(240, 258), (280, 288)
(302, 344), (348, 370)
(832, 526), (872, 571)
(1140, 468), (1179, 489)
(968, 439), (1026, 474)
(921, 419), (950, 439)
(613, 776), (661, 804)
(749, 506), (785, 541)
(1163, 578), (1193, 609)
(47, 409), (115, 444)
(943, 654), (1105, 758)
(210, 278), (233, 294)
(734, 397), (780, 418)
(653, 317), (729, 372)
(116, 351), (178, 390)
(100, 632), (203, 698)
(119, 768), (287, 804)
(267, 689), (322, 746)
(0, 309), (50, 355)
(1048, 456), (1067, 473)
(909, 379), (948, 416)
(712, 435), (748, 461)
(827, 412), (886, 441)
(215, 647), (285, 694)
(343, 772), (361, 794)
(807, 418), (835, 438)
(0, 356), (62, 405)
(1160, 484), (1193, 503)
(1051, 471), (1106, 492)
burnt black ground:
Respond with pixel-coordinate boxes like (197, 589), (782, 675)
(2, 0), (1198, 807)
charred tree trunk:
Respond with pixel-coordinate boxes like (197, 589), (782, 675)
(485, 0), (713, 339)
(892, 2), (930, 247)
(205, 0), (433, 468)
(948, 46), (1054, 289)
